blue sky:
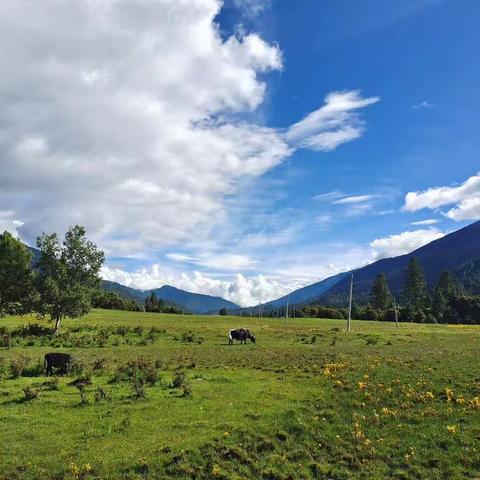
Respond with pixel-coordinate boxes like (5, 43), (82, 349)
(2, 0), (479, 305)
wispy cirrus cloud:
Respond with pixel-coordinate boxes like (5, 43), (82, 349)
(404, 172), (480, 221)
(233, 0), (271, 17)
(286, 90), (380, 152)
(410, 219), (439, 226)
(413, 100), (434, 109)
(333, 195), (375, 205)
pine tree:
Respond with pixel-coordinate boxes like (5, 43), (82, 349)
(433, 270), (463, 322)
(403, 258), (430, 317)
(370, 273), (392, 313)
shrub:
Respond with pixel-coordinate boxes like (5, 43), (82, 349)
(12, 324), (53, 337)
(0, 334), (11, 348)
(111, 359), (158, 387)
(414, 310), (427, 323)
(172, 371), (186, 389)
(133, 326), (144, 336)
(182, 331), (195, 343)
(76, 383), (89, 405)
(182, 382), (192, 398)
(23, 386), (40, 401)
(70, 357), (88, 376)
(92, 358), (107, 372)
(10, 357), (29, 378)
(22, 359), (45, 377)
(94, 387), (110, 403)
(132, 378), (146, 399)
(42, 378), (59, 391)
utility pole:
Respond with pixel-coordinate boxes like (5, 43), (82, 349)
(393, 296), (399, 328)
(285, 295), (289, 326)
(347, 273), (353, 332)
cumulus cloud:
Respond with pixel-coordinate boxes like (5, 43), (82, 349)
(286, 90), (380, 151)
(370, 229), (446, 260)
(101, 265), (294, 307)
(0, 1), (378, 259)
(404, 173), (480, 221)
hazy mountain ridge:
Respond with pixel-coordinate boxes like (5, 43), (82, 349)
(233, 220), (480, 313)
(27, 220), (480, 315)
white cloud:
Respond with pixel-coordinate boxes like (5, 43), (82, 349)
(333, 195), (374, 205)
(101, 265), (293, 307)
(233, 0), (271, 17)
(313, 191), (343, 202)
(370, 229), (446, 260)
(413, 100), (434, 109)
(411, 219), (439, 226)
(404, 173), (480, 221)
(0, 211), (24, 238)
(286, 90), (380, 151)
(166, 252), (255, 270)
(0, 1), (377, 257)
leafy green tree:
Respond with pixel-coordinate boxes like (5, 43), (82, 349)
(0, 231), (35, 316)
(403, 258), (430, 318)
(36, 226), (104, 332)
(370, 273), (392, 313)
(219, 307), (227, 316)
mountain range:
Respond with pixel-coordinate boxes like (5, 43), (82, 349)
(28, 246), (239, 314)
(27, 220), (480, 315)
(101, 281), (239, 314)
(229, 220), (480, 313)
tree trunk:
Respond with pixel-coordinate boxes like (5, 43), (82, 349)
(54, 317), (62, 334)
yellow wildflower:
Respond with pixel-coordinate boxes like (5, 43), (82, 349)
(447, 425), (457, 434)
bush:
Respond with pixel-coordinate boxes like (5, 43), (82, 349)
(10, 357), (29, 378)
(94, 387), (110, 403)
(384, 308), (399, 322)
(0, 334), (11, 348)
(23, 386), (40, 401)
(76, 383), (89, 405)
(42, 378), (59, 391)
(111, 359), (158, 387)
(182, 382), (192, 398)
(22, 359), (45, 377)
(132, 378), (146, 399)
(414, 310), (427, 323)
(172, 371), (186, 389)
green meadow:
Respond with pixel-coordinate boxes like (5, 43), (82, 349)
(0, 310), (479, 480)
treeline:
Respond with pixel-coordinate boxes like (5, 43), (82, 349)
(0, 228), (185, 332)
(144, 292), (186, 315)
(92, 290), (143, 312)
(305, 258), (480, 324)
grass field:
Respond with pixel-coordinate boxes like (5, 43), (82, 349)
(0, 310), (479, 480)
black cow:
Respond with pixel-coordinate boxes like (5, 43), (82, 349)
(44, 353), (73, 375)
(228, 328), (256, 345)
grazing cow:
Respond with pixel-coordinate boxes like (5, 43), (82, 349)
(44, 353), (73, 375)
(228, 328), (256, 345)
